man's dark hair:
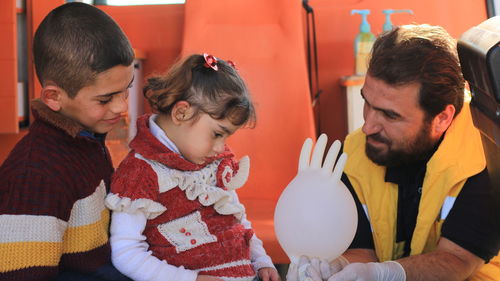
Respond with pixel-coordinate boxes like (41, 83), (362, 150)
(368, 24), (465, 119)
(34, 2), (134, 98)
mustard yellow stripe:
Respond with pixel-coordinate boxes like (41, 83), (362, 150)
(62, 209), (110, 254)
(0, 241), (62, 272)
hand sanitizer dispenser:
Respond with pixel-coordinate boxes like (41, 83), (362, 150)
(351, 9), (376, 75)
(382, 9), (413, 32)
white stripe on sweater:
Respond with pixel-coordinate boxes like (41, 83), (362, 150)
(0, 214), (67, 243)
(67, 180), (107, 227)
(0, 180), (106, 243)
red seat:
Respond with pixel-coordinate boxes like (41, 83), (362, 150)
(181, 0), (316, 264)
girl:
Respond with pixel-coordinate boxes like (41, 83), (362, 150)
(106, 54), (280, 281)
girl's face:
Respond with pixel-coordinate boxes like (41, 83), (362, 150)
(175, 113), (241, 164)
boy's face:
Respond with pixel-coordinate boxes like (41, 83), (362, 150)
(59, 64), (134, 134)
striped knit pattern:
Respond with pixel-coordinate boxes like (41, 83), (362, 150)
(0, 100), (115, 281)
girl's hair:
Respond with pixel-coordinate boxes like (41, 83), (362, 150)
(143, 54), (256, 127)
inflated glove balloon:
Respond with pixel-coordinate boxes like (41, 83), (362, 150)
(274, 134), (357, 264)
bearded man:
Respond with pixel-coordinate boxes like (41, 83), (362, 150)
(288, 24), (500, 281)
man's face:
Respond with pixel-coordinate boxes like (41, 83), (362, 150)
(361, 74), (439, 167)
(58, 64), (134, 134)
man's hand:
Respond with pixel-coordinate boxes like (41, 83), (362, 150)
(287, 256), (317, 281)
(286, 256), (350, 281)
(327, 261), (406, 281)
(312, 255), (350, 279)
(258, 266), (281, 281)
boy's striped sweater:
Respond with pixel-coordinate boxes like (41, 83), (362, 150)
(0, 100), (115, 281)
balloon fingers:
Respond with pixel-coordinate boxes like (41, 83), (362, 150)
(323, 140), (341, 175)
(298, 138), (313, 171)
(310, 134), (328, 169)
(331, 153), (348, 181)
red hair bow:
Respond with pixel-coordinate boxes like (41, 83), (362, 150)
(227, 60), (238, 70)
(203, 53), (218, 71)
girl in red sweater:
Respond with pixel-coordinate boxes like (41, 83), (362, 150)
(106, 54), (280, 281)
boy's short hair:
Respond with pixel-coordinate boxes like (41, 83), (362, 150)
(34, 2), (134, 98)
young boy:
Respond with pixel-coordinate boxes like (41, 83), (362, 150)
(0, 3), (134, 281)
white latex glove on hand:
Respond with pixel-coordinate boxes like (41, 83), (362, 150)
(314, 255), (350, 279)
(286, 256), (322, 281)
(327, 261), (406, 281)
(287, 256), (350, 281)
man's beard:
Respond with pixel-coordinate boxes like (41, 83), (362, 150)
(365, 121), (436, 167)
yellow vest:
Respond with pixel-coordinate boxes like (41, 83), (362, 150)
(344, 103), (500, 280)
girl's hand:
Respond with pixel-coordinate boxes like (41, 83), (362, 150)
(258, 267), (281, 281)
(196, 275), (224, 281)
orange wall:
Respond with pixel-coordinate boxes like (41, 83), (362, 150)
(98, 4), (185, 85)
(0, 0), (19, 134)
